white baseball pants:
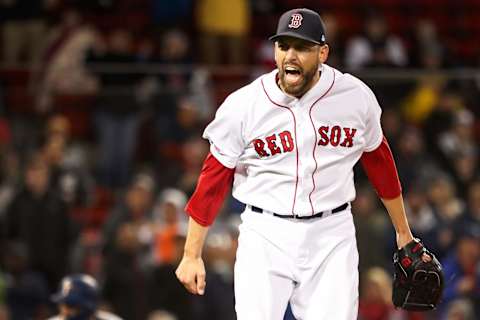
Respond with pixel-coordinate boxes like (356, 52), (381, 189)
(234, 206), (359, 320)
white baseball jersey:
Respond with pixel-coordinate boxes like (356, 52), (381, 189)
(203, 64), (383, 216)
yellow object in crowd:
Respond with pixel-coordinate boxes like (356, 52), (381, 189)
(196, 0), (251, 36)
(402, 75), (446, 124)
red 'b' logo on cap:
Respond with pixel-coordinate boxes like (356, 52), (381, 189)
(288, 13), (303, 29)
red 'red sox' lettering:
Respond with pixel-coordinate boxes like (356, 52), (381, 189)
(340, 127), (357, 147)
(279, 131), (294, 152)
(330, 126), (341, 146)
(265, 134), (282, 155)
(253, 130), (294, 157)
(253, 139), (269, 157)
(317, 126), (357, 147)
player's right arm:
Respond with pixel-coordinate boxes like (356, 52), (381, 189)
(176, 87), (247, 294)
(175, 217), (209, 295)
(175, 152), (235, 295)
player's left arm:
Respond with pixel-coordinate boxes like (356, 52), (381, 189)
(359, 86), (442, 310)
(380, 195), (414, 249)
(360, 136), (414, 249)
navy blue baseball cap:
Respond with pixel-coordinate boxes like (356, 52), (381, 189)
(269, 8), (326, 45)
(52, 274), (99, 311)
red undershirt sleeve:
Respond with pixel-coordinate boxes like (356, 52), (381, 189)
(185, 152), (235, 226)
(360, 136), (402, 199)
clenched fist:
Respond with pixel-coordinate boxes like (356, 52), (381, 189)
(175, 255), (207, 295)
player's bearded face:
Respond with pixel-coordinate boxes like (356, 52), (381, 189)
(278, 60), (319, 97)
(275, 38), (324, 97)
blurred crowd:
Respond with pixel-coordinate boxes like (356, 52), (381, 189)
(0, 0), (479, 320)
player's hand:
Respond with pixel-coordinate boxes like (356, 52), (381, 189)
(396, 232), (414, 250)
(175, 255), (206, 295)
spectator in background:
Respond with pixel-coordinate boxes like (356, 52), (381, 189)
(438, 109), (478, 194)
(421, 90), (463, 170)
(172, 97), (204, 142)
(41, 114), (93, 210)
(3, 153), (74, 292)
(156, 29), (193, 89)
(199, 226), (237, 320)
(176, 136), (209, 195)
(404, 184), (437, 242)
(148, 224), (237, 320)
(451, 153), (479, 199)
(148, 227), (196, 319)
(196, 0), (251, 65)
(440, 226), (480, 318)
(35, 9), (100, 112)
(321, 13), (344, 68)
(401, 75), (448, 125)
(152, 188), (188, 266)
(394, 128), (438, 192)
(353, 185), (390, 274)
(409, 19), (446, 69)
(152, 30), (197, 144)
(444, 299), (476, 320)
(421, 90), (462, 139)
(0, 0), (51, 66)
(147, 30), (215, 142)
(426, 174), (464, 259)
(438, 109), (477, 159)
(253, 39), (275, 72)
(345, 12), (407, 69)
(380, 108), (402, 153)
(3, 242), (49, 320)
(454, 181), (480, 239)
(102, 173), (155, 319)
(154, 29), (214, 123)
(87, 29), (144, 188)
(250, 1), (282, 72)
(154, 109), (208, 192)
(358, 267), (395, 320)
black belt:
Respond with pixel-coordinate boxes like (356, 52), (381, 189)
(249, 202), (349, 220)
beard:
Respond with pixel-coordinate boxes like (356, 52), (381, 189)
(278, 62), (320, 97)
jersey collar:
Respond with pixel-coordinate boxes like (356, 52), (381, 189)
(262, 64), (335, 107)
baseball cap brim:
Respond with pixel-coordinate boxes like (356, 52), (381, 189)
(269, 32), (323, 45)
(52, 292), (97, 310)
(52, 292), (76, 305)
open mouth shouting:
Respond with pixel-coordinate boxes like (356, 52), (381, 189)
(283, 65), (303, 86)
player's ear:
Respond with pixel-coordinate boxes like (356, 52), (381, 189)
(274, 42), (283, 68)
(274, 41), (279, 62)
(319, 44), (329, 63)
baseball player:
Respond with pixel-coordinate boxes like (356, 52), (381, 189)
(49, 274), (122, 320)
(176, 8), (439, 320)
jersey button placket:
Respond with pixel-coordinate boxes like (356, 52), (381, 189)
(301, 100), (317, 216)
(293, 102), (308, 215)
(291, 101), (302, 217)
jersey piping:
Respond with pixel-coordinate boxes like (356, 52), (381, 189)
(308, 68), (336, 215)
(260, 78), (299, 215)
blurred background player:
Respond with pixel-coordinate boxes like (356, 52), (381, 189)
(49, 274), (122, 320)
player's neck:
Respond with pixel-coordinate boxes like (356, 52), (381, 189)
(304, 70), (321, 96)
